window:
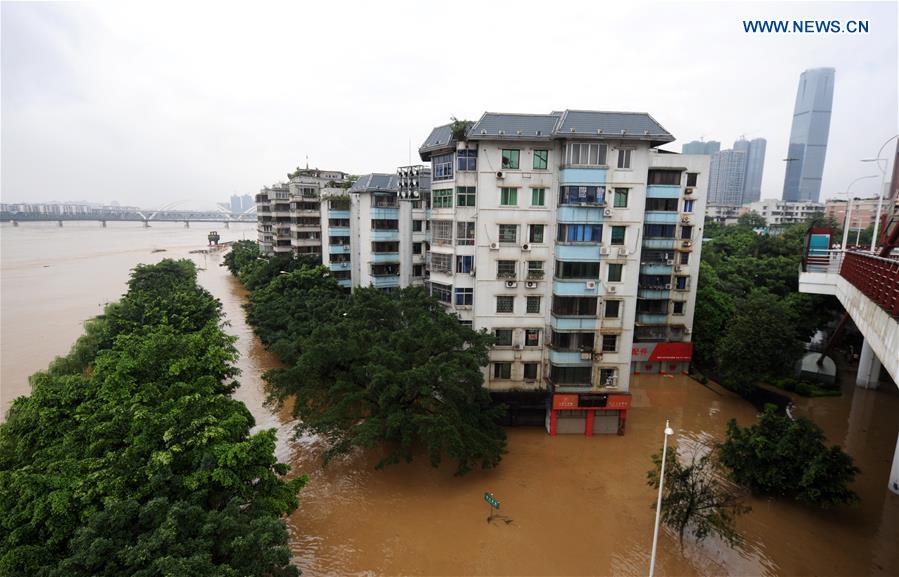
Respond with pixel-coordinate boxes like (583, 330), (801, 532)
(555, 261), (600, 279)
(432, 220), (453, 244)
(673, 301), (685, 315)
(526, 296), (541, 314)
(599, 368), (617, 387)
(456, 221), (475, 245)
(551, 365), (592, 384)
(565, 142), (608, 166)
(496, 295), (514, 313)
(493, 362), (512, 379)
(457, 149), (477, 171)
(498, 224), (518, 243)
(686, 172), (698, 187)
(639, 275), (670, 289)
(644, 224), (677, 238)
(494, 329), (513, 346)
(329, 218), (350, 227)
(617, 149), (632, 169)
(604, 300), (621, 318)
(430, 282), (451, 303)
(645, 198), (678, 211)
(557, 223), (602, 243)
(433, 188), (453, 208)
(527, 260), (545, 279)
(433, 153), (454, 181)
(647, 170), (681, 185)
(610, 226), (626, 245)
(607, 263), (623, 282)
(500, 187), (518, 206)
(456, 255), (473, 273)
(675, 276), (689, 290)
(679, 252), (689, 265)
(497, 260), (517, 278)
(525, 329), (541, 347)
(371, 219), (398, 230)
(559, 185), (605, 205)
(681, 225), (693, 240)
(372, 241), (399, 253)
(413, 242), (422, 255)
(602, 334), (618, 352)
(637, 299), (668, 313)
(459, 319), (473, 328)
(501, 149), (520, 169)
(531, 188), (546, 206)
(455, 287), (473, 306)
(456, 186), (476, 206)
(413, 264), (424, 277)
(551, 331), (594, 351)
(683, 199), (695, 213)
(613, 188), (629, 208)
(523, 362), (539, 380)
(552, 296), (598, 316)
(533, 149), (548, 170)
(529, 224), (545, 243)
(431, 253), (452, 273)
(412, 220), (423, 232)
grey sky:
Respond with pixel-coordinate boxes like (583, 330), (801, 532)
(2, 1), (896, 209)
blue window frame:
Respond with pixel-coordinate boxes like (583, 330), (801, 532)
(455, 287), (473, 306)
(457, 149), (477, 171)
(557, 223), (603, 243)
(455, 255), (473, 273)
(559, 185), (605, 205)
(433, 153), (454, 181)
(683, 199), (695, 213)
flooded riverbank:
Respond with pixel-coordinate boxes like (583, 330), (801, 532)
(1, 222), (896, 576)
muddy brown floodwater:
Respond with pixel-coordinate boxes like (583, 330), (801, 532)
(1, 222), (897, 576)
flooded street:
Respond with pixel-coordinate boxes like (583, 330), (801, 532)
(1, 221), (897, 576)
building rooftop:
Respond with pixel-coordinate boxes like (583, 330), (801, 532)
(348, 173), (398, 193)
(420, 109), (675, 159)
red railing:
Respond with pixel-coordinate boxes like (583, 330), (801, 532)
(840, 252), (899, 318)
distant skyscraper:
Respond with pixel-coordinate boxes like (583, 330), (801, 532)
(782, 68), (835, 202)
(734, 138), (767, 204)
(240, 194), (253, 212)
(230, 194), (241, 213)
(708, 149), (747, 206)
(682, 140), (721, 155)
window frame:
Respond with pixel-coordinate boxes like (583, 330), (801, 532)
(607, 263), (623, 283)
(610, 226), (626, 246)
(501, 149), (520, 170)
(533, 149), (549, 170)
(531, 188), (546, 207)
(529, 223), (545, 244)
(500, 187), (518, 206)
(498, 224), (518, 244)
(496, 295), (515, 314)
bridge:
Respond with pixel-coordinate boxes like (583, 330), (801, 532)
(1, 206), (257, 227)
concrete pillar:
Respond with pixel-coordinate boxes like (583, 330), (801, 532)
(101, 220), (107, 227)
(890, 433), (899, 495)
(224, 221), (230, 229)
(143, 220), (150, 228)
(855, 339), (881, 389)
(57, 220), (63, 227)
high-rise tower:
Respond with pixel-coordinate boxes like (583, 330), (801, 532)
(782, 68), (835, 202)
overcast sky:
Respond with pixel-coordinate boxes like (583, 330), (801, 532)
(2, 0), (896, 209)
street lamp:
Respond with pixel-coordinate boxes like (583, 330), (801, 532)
(649, 420), (675, 577)
(834, 175), (879, 249)
(861, 134), (899, 254)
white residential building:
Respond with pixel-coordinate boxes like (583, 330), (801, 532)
(743, 199), (824, 226)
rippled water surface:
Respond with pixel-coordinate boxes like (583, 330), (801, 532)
(2, 221), (896, 576)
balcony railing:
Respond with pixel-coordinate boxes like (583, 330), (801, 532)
(840, 252), (899, 318)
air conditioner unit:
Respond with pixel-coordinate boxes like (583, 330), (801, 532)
(617, 247), (628, 257)
(680, 215), (691, 224)
(521, 243), (531, 251)
(685, 187), (694, 195)
(599, 246), (611, 255)
(505, 280), (518, 288)
(665, 259), (675, 266)
(674, 265), (683, 272)
(585, 281), (597, 289)
(607, 285), (617, 293)
(496, 171), (505, 179)
(603, 208), (613, 216)
(665, 283), (672, 290)
(489, 241), (499, 250)
(526, 281), (538, 289)
(469, 269), (476, 276)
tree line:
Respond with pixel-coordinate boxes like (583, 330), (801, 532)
(224, 241), (507, 476)
(0, 259), (305, 577)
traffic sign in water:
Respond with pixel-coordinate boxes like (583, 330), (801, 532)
(484, 492), (500, 509)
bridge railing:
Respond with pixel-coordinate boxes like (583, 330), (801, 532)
(840, 251), (899, 318)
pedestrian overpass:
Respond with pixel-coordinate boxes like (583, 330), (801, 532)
(799, 230), (898, 494)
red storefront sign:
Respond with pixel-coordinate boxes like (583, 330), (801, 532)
(648, 342), (693, 362)
(606, 395), (632, 410)
(552, 394), (579, 409)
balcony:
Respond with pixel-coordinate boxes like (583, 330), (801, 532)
(638, 288), (671, 299)
(371, 229), (400, 241)
(556, 243), (602, 261)
(329, 226), (351, 236)
(559, 167), (608, 185)
(371, 252), (400, 263)
(640, 263), (673, 275)
(646, 185), (681, 199)
(549, 349), (595, 366)
(637, 313), (669, 325)
(553, 279), (600, 296)
(337, 278), (353, 288)
(329, 261), (351, 271)
(370, 207), (400, 219)
(329, 244), (351, 254)
(371, 274), (400, 288)
(557, 205), (604, 224)
(643, 211), (679, 224)
(642, 238), (678, 250)
(328, 210), (351, 219)
(550, 315), (597, 331)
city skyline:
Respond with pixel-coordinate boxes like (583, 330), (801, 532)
(2, 1), (896, 207)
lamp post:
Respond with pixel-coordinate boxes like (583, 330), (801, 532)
(835, 175), (879, 249)
(861, 134), (899, 254)
(649, 420), (674, 577)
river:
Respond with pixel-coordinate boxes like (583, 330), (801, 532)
(1, 221), (896, 576)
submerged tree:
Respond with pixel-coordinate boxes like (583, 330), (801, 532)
(647, 443), (749, 551)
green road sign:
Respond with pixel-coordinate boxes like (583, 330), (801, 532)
(484, 492), (500, 509)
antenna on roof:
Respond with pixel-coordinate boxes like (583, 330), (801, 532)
(305, 155), (309, 170)
(409, 138), (412, 166)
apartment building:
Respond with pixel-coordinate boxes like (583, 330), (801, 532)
(418, 110), (708, 436)
(705, 203), (743, 224)
(743, 198), (824, 226)
(255, 169), (351, 258)
(825, 197), (882, 232)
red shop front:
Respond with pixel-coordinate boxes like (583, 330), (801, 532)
(630, 342), (693, 375)
(547, 392), (633, 436)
